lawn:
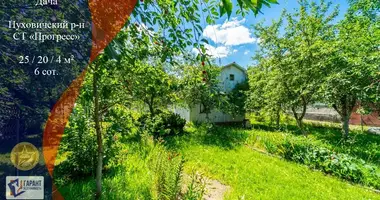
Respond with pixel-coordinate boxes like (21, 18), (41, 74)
(55, 121), (380, 199)
(164, 123), (380, 200)
(178, 145), (379, 200)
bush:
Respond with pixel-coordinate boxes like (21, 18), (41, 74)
(138, 110), (186, 138)
(55, 105), (97, 180)
(55, 104), (127, 181)
(280, 140), (380, 189)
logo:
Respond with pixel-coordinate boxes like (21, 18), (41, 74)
(6, 176), (44, 199)
(10, 142), (39, 171)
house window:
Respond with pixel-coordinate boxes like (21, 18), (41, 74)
(229, 74), (235, 81)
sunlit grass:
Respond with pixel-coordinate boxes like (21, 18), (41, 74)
(55, 120), (380, 199)
(59, 153), (153, 200)
(180, 144), (380, 200)
(164, 124), (380, 199)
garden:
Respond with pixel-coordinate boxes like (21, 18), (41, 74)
(49, 0), (380, 199)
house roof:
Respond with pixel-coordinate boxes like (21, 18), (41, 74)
(222, 62), (247, 74)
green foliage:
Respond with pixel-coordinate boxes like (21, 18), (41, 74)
(58, 133), (206, 200)
(242, 118), (380, 189)
(120, 60), (176, 116)
(149, 143), (184, 200)
(248, 0), (379, 137)
(138, 110), (187, 139)
(318, 0), (380, 136)
(248, 0), (339, 133)
(220, 0), (278, 17)
(55, 103), (129, 180)
(281, 140), (380, 189)
(179, 65), (225, 117)
(55, 103), (97, 179)
(182, 171), (207, 200)
(220, 80), (249, 117)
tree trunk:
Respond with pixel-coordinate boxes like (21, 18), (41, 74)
(148, 94), (155, 117)
(93, 67), (103, 199)
(291, 98), (307, 135)
(333, 95), (356, 138)
(275, 108), (280, 129)
(296, 118), (305, 134)
(342, 115), (350, 138)
(148, 103), (154, 117)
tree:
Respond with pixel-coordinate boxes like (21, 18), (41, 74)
(121, 60), (176, 117)
(88, 56), (129, 199)
(221, 80), (249, 118)
(320, 0), (380, 137)
(247, 64), (285, 128)
(249, 0), (338, 134)
(179, 64), (224, 120)
(78, 0), (278, 197)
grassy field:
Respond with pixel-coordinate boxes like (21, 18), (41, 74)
(164, 124), (380, 200)
(178, 145), (379, 200)
(55, 121), (380, 199)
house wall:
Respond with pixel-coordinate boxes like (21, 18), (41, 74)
(170, 106), (190, 121)
(172, 63), (247, 123)
(219, 65), (247, 92)
(189, 104), (245, 123)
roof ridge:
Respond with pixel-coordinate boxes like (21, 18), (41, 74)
(222, 62), (247, 74)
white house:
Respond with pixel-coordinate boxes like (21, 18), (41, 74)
(173, 62), (247, 123)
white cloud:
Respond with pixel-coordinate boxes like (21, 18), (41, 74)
(244, 50), (250, 55)
(233, 49), (238, 53)
(192, 44), (230, 58)
(203, 18), (256, 46)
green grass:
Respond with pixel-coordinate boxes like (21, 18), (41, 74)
(249, 119), (380, 166)
(164, 124), (380, 200)
(181, 145), (379, 200)
(57, 137), (191, 200)
(55, 121), (380, 199)
(59, 153), (153, 199)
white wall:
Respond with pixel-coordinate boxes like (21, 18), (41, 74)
(219, 65), (246, 92)
(189, 104), (245, 123)
(172, 64), (247, 123)
(170, 106), (190, 121)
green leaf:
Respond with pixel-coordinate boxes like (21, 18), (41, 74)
(267, 0), (279, 4)
(201, 39), (209, 44)
(222, 0), (233, 19)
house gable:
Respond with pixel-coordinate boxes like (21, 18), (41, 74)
(219, 62), (247, 92)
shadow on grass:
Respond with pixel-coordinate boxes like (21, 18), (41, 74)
(165, 124), (249, 151)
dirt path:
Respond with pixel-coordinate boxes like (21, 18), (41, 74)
(203, 178), (230, 200)
(183, 173), (230, 200)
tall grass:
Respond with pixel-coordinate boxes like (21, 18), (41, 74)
(56, 134), (205, 199)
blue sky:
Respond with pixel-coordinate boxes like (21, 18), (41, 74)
(198, 0), (350, 68)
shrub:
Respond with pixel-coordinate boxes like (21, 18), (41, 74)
(55, 104), (127, 181)
(280, 140), (380, 189)
(138, 110), (186, 138)
(55, 105), (97, 180)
